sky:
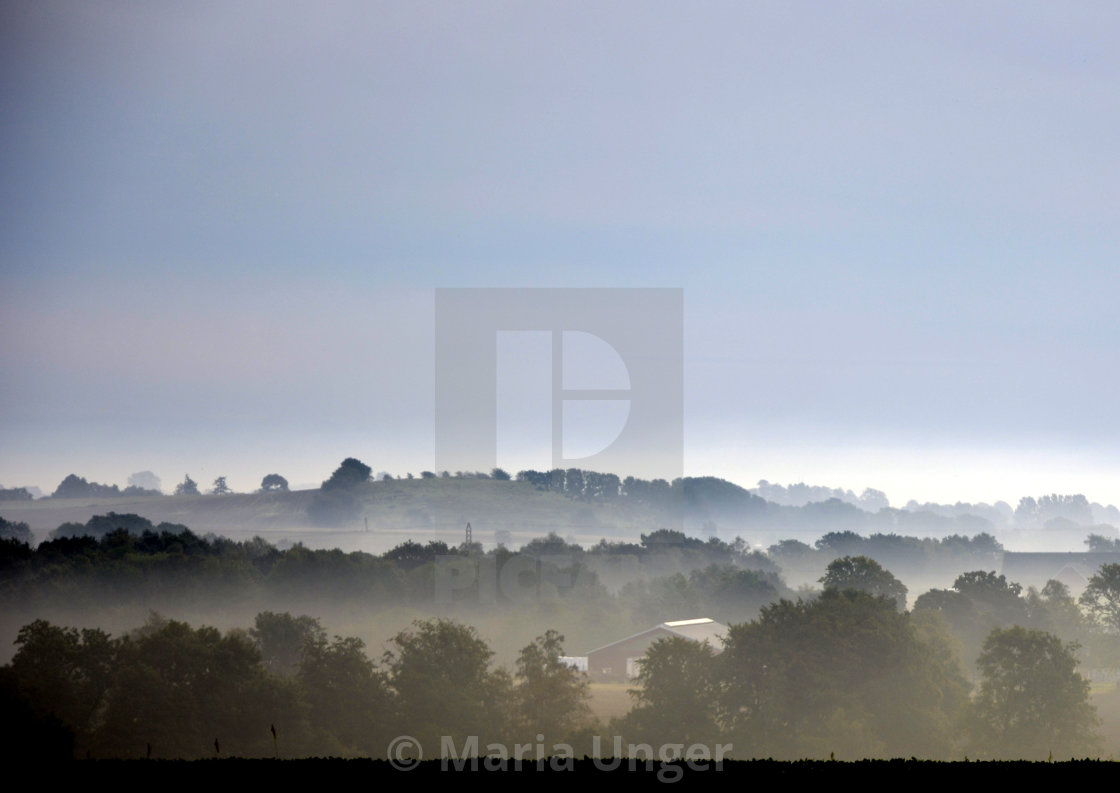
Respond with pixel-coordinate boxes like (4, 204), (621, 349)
(2, 2), (1118, 507)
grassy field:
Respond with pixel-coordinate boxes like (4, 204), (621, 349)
(587, 682), (635, 724)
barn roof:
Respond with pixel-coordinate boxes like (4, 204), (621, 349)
(585, 617), (729, 656)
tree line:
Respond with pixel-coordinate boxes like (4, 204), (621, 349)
(3, 576), (1110, 762)
(620, 587), (1102, 760)
(0, 613), (591, 761)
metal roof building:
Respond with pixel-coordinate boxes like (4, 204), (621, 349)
(583, 618), (729, 681)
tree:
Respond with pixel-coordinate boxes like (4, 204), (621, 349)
(6, 620), (116, 749)
(953, 570), (1028, 613)
(513, 630), (591, 742)
(1080, 563), (1120, 634)
(820, 555), (908, 610)
(383, 618), (511, 750)
(298, 633), (392, 754)
(211, 476), (233, 495)
(174, 474), (200, 496)
(51, 474), (120, 498)
(1026, 579), (1085, 641)
(859, 488), (890, 511)
(719, 589), (969, 759)
(966, 626), (1100, 759)
(1085, 534), (1120, 552)
(250, 612), (325, 678)
(127, 471), (161, 493)
(0, 486), (33, 501)
(0, 516), (32, 544)
(310, 459), (371, 526)
(914, 570), (1030, 665)
(52, 474), (92, 499)
(321, 458), (371, 491)
(260, 474), (289, 493)
(97, 615), (301, 758)
(624, 636), (720, 746)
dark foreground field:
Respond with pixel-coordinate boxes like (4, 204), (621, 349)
(24, 758), (1120, 787)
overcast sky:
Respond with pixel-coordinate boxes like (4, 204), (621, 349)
(2, 2), (1118, 506)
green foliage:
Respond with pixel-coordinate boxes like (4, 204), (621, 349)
(966, 626), (1100, 759)
(174, 474), (200, 496)
(1085, 533), (1120, 552)
(309, 458), (371, 525)
(619, 565), (786, 626)
(251, 612), (325, 677)
(914, 570), (1031, 664)
(382, 539), (454, 570)
(210, 476), (233, 495)
(0, 486), (34, 501)
(127, 471), (161, 493)
(1080, 563), (1120, 634)
(513, 629), (592, 742)
(623, 636), (720, 746)
(321, 457), (372, 491)
(0, 515), (32, 543)
(383, 618), (512, 750)
(521, 531), (585, 558)
(4, 615), (313, 759)
(298, 632), (391, 755)
(52, 474), (122, 499)
(719, 589), (969, 759)
(820, 555), (908, 610)
(49, 511), (160, 540)
(97, 615), (295, 758)
(770, 532), (1004, 581)
(260, 473), (289, 492)
(1025, 579), (1086, 643)
(7, 620), (115, 746)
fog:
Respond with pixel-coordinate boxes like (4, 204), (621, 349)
(3, 466), (1120, 761)
(4, 1), (1120, 767)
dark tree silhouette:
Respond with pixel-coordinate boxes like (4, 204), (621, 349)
(174, 475), (200, 496)
(321, 458), (372, 491)
(967, 626), (1099, 759)
(820, 555), (908, 610)
(260, 473), (289, 492)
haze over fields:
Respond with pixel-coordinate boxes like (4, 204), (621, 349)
(3, 3), (1119, 512)
(8, 6), (1120, 768)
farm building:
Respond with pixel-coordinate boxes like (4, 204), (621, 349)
(582, 617), (728, 682)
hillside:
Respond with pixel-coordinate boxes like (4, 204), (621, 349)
(0, 477), (682, 552)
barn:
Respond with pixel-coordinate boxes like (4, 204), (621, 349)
(582, 617), (728, 682)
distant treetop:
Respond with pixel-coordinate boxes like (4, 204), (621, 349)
(260, 474), (289, 493)
(321, 458), (372, 491)
(174, 474), (200, 496)
(52, 474), (121, 499)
